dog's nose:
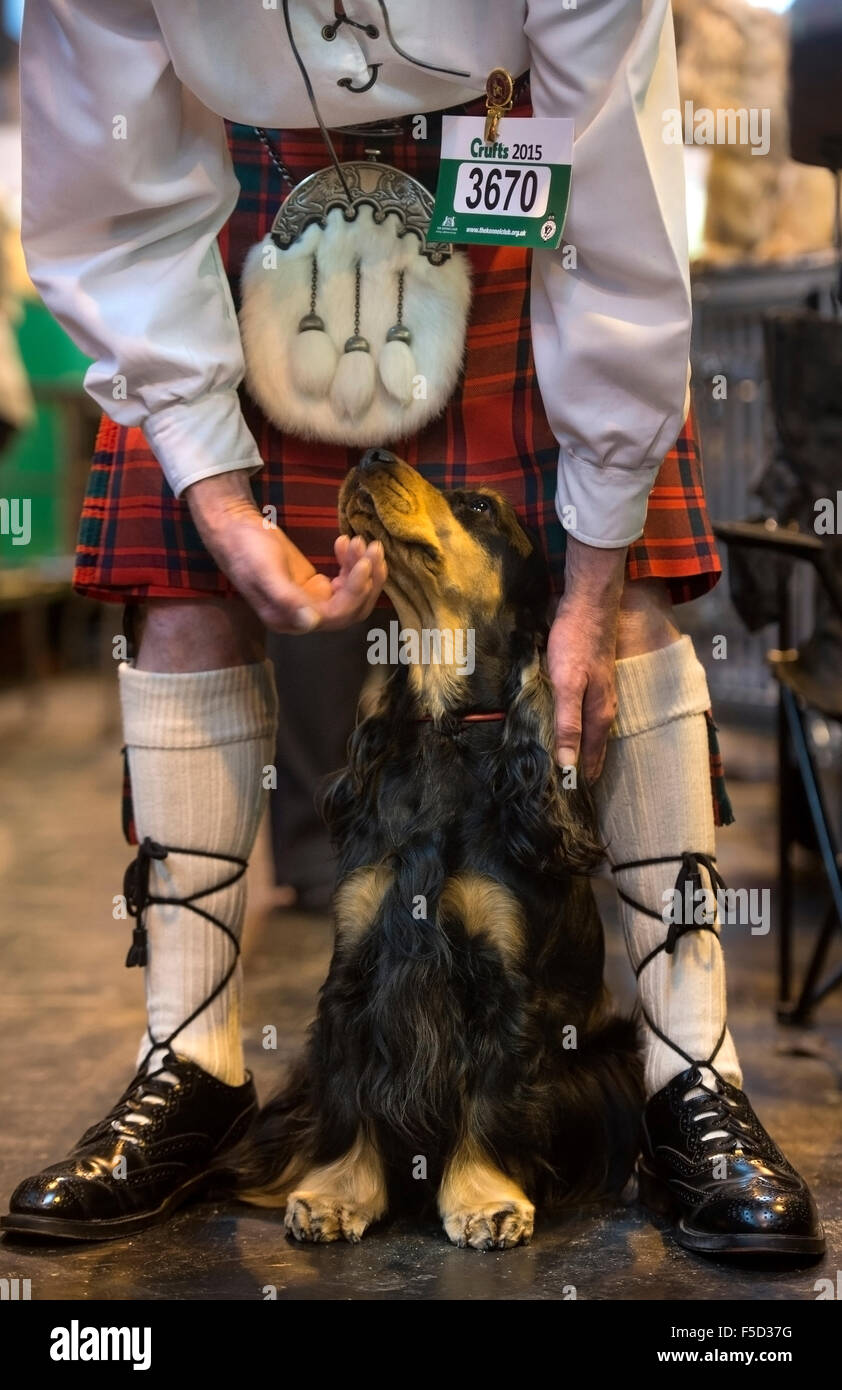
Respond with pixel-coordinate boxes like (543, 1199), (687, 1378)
(359, 448), (398, 473)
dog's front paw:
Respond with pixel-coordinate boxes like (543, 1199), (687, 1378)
(284, 1192), (376, 1244)
(443, 1199), (534, 1251)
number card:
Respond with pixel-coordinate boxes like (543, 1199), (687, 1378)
(429, 116), (573, 250)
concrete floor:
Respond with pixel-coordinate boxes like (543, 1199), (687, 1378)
(0, 674), (840, 1302)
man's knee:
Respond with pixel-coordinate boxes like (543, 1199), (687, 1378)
(616, 578), (681, 660)
(134, 597), (264, 673)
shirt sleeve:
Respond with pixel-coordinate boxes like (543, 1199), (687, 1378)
(525, 0), (692, 548)
(20, 0), (263, 498)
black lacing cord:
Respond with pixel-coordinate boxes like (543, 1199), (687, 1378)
(281, 0), (354, 200)
(372, 0), (470, 78)
(322, 1), (380, 42)
(79, 1057), (184, 1148)
(123, 836), (247, 1073)
(107, 1065), (187, 1145)
(611, 850), (730, 1086)
(678, 1080), (757, 1156)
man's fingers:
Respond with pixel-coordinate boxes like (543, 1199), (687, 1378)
(341, 545), (387, 621)
(368, 540), (387, 591)
(247, 574), (324, 634)
(301, 573), (333, 603)
(291, 606), (321, 633)
(279, 532), (319, 587)
(580, 688), (618, 782)
(334, 535), (385, 590)
(356, 580), (385, 622)
(343, 554), (372, 594)
(581, 734), (608, 784)
(245, 537), (386, 633)
(341, 534), (367, 574)
(554, 680), (616, 782)
(554, 687), (583, 774)
(307, 556), (375, 629)
(556, 745), (580, 774)
(269, 603), (321, 634)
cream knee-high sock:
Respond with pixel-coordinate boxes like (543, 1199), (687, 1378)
(594, 635), (742, 1098)
(119, 660), (278, 1086)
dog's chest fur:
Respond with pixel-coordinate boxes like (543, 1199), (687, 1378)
(322, 720), (610, 1160)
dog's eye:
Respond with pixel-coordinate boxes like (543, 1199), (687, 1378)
(469, 497), (491, 514)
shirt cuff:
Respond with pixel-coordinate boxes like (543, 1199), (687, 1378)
(555, 447), (661, 549)
(143, 390), (263, 498)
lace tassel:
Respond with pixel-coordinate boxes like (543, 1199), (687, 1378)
(126, 924), (148, 969)
(123, 836), (168, 970)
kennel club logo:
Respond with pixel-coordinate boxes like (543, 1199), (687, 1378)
(367, 620), (475, 676)
(50, 1320), (151, 1371)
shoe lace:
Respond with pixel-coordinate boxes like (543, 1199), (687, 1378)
(122, 836), (247, 1071)
(76, 1049), (183, 1150)
(611, 850), (730, 1087)
(111, 1062), (182, 1145)
(683, 1077), (756, 1155)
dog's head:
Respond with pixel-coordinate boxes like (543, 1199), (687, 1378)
(340, 450), (550, 710)
(335, 451), (601, 875)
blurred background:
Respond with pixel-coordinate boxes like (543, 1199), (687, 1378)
(1, 0), (840, 1300)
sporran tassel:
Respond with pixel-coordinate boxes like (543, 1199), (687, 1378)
(290, 255), (337, 397)
(379, 270), (417, 406)
(330, 260), (376, 419)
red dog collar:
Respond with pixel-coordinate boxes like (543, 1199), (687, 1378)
(413, 712), (506, 724)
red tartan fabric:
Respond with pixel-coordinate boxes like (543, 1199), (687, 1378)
(74, 104), (721, 607)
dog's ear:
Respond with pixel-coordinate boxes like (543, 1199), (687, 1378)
(318, 667), (404, 846)
(319, 711), (391, 844)
(492, 656), (603, 876)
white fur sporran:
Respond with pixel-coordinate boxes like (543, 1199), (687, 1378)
(240, 159), (472, 447)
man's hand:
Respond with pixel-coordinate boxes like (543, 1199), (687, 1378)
(547, 535), (627, 783)
(185, 470), (387, 633)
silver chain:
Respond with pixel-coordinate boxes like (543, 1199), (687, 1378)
(253, 127), (297, 190)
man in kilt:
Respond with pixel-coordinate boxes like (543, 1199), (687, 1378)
(5, 0), (822, 1256)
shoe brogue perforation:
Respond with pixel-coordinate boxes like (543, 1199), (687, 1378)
(2, 1056), (257, 1240)
(639, 1065), (825, 1256)
(120, 1166), (188, 1191)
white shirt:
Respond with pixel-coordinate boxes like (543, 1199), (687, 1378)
(20, 0), (691, 549)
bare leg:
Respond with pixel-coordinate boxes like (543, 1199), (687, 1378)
(615, 576), (681, 659)
(135, 595), (265, 673)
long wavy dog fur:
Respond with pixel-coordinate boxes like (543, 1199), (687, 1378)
(235, 450), (643, 1249)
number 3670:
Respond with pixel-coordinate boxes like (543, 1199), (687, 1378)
(455, 164), (550, 216)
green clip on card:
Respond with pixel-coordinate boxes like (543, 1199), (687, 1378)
(429, 116), (573, 250)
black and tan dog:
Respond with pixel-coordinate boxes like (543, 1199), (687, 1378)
(238, 449), (643, 1249)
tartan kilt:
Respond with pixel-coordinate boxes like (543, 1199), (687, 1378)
(75, 108), (721, 609)
(84, 97), (731, 833)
